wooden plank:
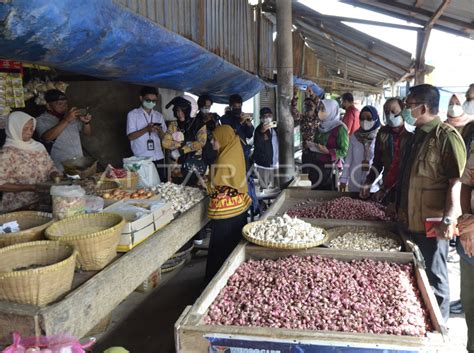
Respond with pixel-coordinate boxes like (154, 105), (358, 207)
(415, 267), (448, 336)
(189, 242), (247, 320)
(245, 245), (414, 264)
(0, 302), (40, 345)
(138, 0), (147, 17)
(177, 322), (445, 353)
(38, 199), (209, 338)
(146, 0), (156, 22)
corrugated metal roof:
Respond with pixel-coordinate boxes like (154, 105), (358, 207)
(265, 1), (415, 92)
(341, 0), (474, 39)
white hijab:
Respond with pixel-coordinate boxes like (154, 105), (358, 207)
(3, 111), (46, 152)
(318, 99), (343, 133)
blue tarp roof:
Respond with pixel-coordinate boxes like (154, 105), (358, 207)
(0, 0), (265, 103)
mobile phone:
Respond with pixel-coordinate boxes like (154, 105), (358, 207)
(268, 121), (277, 128)
(76, 107), (89, 117)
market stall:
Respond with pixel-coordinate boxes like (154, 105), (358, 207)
(0, 180), (209, 344)
(175, 243), (447, 352)
(175, 186), (449, 352)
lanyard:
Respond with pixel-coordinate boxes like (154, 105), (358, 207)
(143, 111), (154, 137)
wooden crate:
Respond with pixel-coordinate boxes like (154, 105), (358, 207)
(262, 188), (416, 253)
(175, 243), (448, 353)
(264, 188), (396, 228)
(0, 198), (209, 345)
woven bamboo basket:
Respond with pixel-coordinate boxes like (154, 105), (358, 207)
(95, 180), (120, 195)
(0, 212), (53, 248)
(0, 240), (77, 306)
(45, 213), (125, 270)
(242, 220), (328, 249)
(103, 172), (139, 189)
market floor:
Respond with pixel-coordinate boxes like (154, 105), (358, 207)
(94, 252), (208, 353)
(95, 250), (469, 353)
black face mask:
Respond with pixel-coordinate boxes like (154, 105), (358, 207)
(231, 107), (242, 116)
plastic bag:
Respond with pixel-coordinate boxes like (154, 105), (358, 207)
(2, 332), (95, 353)
(84, 196), (104, 213)
(50, 185), (86, 220)
(123, 156), (160, 188)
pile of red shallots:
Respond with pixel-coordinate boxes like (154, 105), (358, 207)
(287, 197), (390, 220)
(204, 255), (432, 336)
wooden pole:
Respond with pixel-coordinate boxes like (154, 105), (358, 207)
(276, 0), (295, 186)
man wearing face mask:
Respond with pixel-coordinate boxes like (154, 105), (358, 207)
(196, 94), (221, 167)
(36, 89), (93, 171)
(220, 94), (254, 154)
(361, 98), (413, 203)
(126, 86), (168, 182)
(341, 92), (360, 136)
(396, 84), (466, 323)
(253, 108), (279, 188)
(463, 84), (474, 116)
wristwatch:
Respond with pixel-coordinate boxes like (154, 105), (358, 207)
(442, 216), (454, 225)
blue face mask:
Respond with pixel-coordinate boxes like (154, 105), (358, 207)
(401, 106), (420, 126)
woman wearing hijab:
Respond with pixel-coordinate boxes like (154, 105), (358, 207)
(306, 99), (349, 190)
(0, 112), (59, 212)
(446, 93), (474, 147)
(361, 98), (413, 203)
(340, 105), (381, 193)
(205, 125), (251, 281)
(162, 96), (207, 186)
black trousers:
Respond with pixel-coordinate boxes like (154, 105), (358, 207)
(410, 232), (450, 323)
(153, 159), (167, 183)
(205, 212), (248, 282)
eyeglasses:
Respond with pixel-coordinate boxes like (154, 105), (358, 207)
(403, 100), (424, 107)
(144, 99), (157, 103)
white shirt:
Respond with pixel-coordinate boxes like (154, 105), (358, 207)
(126, 107), (167, 161)
(340, 134), (379, 193)
(36, 112), (84, 171)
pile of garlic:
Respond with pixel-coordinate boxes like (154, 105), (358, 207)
(329, 232), (401, 252)
(156, 182), (206, 213)
(247, 214), (325, 245)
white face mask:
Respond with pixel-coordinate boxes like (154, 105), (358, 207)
(361, 120), (375, 131)
(262, 117), (272, 124)
(463, 101), (474, 115)
(448, 104), (464, 118)
(201, 108), (210, 114)
(386, 113), (403, 127)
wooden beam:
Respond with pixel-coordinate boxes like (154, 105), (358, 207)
(297, 25), (405, 78)
(296, 12), (422, 32)
(425, 0), (452, 30)
(340, 0), (473, 38)
(301, 18), (410, 72)
(415, 0), (452, 84)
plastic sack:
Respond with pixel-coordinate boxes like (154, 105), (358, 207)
(50, 185), (86, 220)
(2, 332), (95, 353)
(84, 196), (104, 213)
(123, 156), (160, 188)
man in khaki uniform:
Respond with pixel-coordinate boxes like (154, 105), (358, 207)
(458, 137), (474, 353)
(397, 84), (466, 322)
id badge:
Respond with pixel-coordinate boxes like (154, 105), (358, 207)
(147, 139), (155, 151)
